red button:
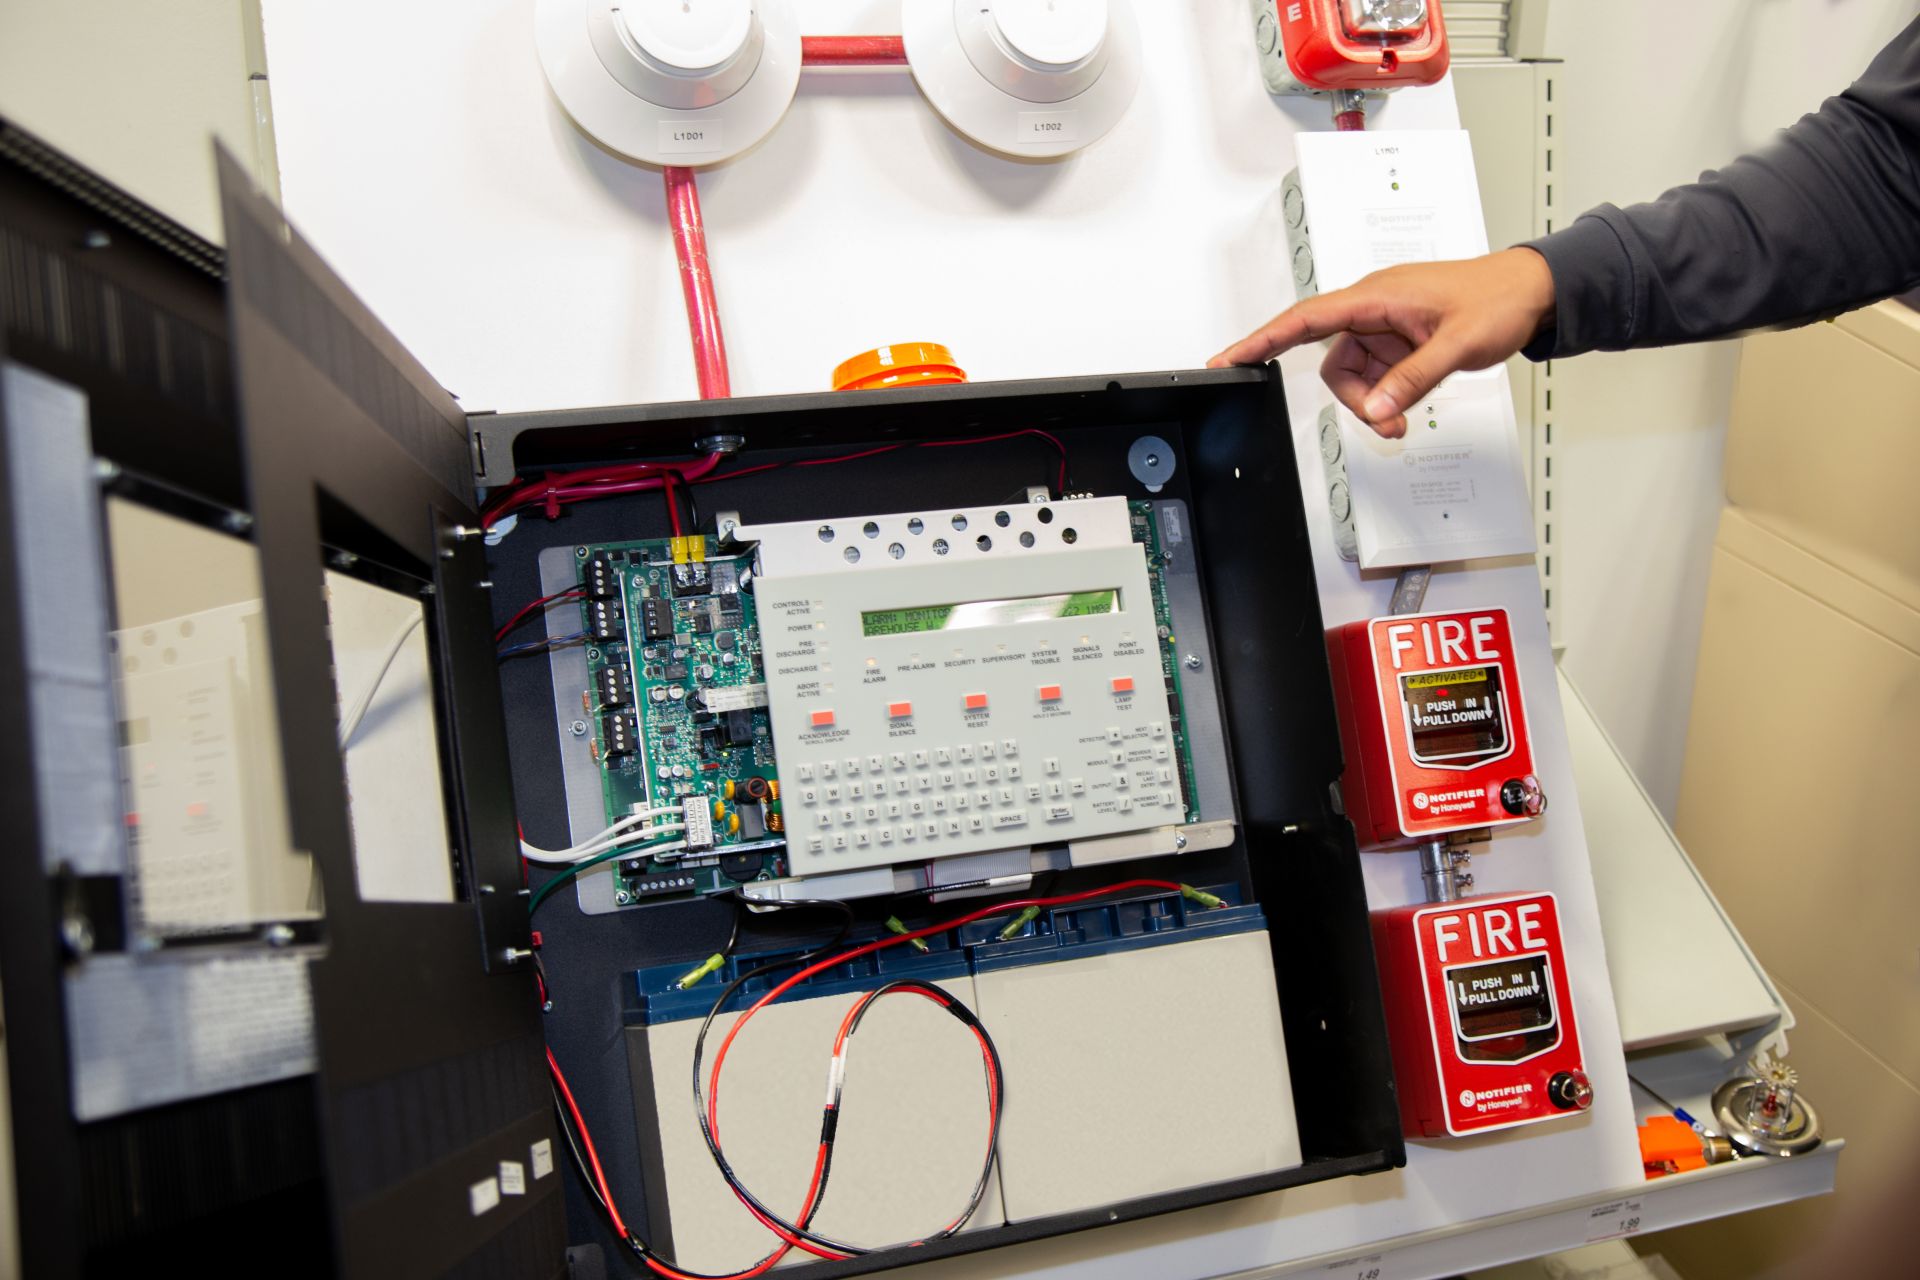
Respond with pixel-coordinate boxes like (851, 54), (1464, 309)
(964, 693), (989, 711)
(810, 709), (836, 728)
(888, 701), (913, 719)
(1110, 676), (1135, 694)
(1038, 684), (1062, 702)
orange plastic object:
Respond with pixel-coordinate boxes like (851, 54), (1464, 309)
(1638, 1115), (1708, 1179)
(832, 343), (967, 391)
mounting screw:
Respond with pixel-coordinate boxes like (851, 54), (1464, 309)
(450, 524), (479, 541)
(330, 550), (360, 569)
(570, 719), (588, 737)
(479, 884), (496, 896)
(615, 890), (632, 905)
(222, 511), (253, 534)
(695, 433), (747, 455)
(1454, 872), (1475, 894)
(542, 1000), (554, 1014)
(90, 458), (121, 483)
(1183, 654), (1202, 671)
(263, 923), (295, 947)
(1173, 832), (1189, 851)
(60, 912), (95, 958)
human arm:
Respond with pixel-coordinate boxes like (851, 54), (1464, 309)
(1211, 16), (1920, 435)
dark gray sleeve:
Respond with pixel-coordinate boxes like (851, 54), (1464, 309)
(1521, 16), (1920, 360)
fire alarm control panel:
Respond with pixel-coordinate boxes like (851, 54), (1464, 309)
(1372, 891), (1591, 1136)
(731, 496), (1193, 877)
(1326, 607), (1545, 849)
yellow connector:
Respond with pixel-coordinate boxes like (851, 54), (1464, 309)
(689, 537), (706, 563)
(675, 953), (725, 990)
(997, 905), (1043, 940)
(671, 536), (690, 565)
(885, 916), (930, 954)
(1179, 884), (1228, 910)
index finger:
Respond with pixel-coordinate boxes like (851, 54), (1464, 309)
(1207, 290), (1379, 368)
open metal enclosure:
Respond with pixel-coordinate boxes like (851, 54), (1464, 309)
(0, 127), (1402, 1278)
(482, 368), (1407, 1274)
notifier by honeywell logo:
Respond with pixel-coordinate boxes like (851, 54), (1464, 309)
(1411, 786), (1483, 814)
(1459, 1082), (1534, 1111)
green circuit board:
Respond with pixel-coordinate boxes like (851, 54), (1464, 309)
(1132, 502), (1202, 826)
(575, 503), (1201, 908)
(576, 539), (788, 906)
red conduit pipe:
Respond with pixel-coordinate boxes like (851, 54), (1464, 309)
(800, 35), (908, 66)
(663, 165), (731, 399)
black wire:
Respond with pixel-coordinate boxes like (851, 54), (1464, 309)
(721, 890), (843, 960)
(550, 1083), (611, 1215)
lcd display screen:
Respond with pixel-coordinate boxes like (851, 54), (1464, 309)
(862, 589), (1119, 637)
(1400, 664), (1508, 763)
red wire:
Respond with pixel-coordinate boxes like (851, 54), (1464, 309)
(494, 589), (585, 644)
(662, 470), (685, 538)
(549, 1044), (826, 1280)
(484, 428), (1070, 531)
(706, 880), (1183, 1136)
(800, 35), (908, 66)
(550, 881), (1181, 1275)
(665, 166), (731, 400)
(481, 451), (725, 529)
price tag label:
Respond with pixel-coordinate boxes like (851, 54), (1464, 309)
(1584, 1197), (1646, 1242)
(1322, 1253), (1387, 1279)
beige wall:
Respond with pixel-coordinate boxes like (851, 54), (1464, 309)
(1634, 305), (1920, 1276)
(0, 0), (278, 242)
(1543, 0), (1918, 817)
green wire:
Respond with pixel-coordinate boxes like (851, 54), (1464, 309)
(527, 838), (679, 916)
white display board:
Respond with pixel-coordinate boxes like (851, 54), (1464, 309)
(260, 2), (1642, 1274)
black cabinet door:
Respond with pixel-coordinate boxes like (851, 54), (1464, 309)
(218, 152), (561, 1280)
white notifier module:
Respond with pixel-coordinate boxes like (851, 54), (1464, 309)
(731, 497), (1185, 877)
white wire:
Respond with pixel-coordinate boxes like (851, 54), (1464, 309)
(525, 837), (690, 869)
(519, 824), (684, 865)
(338, 611), (427, 749)
(516, 808), (683, 862)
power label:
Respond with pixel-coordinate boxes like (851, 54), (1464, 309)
(1325, 607), (1542, 846)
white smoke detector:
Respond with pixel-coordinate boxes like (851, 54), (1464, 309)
(902, 0), (1141, 158)
(535, 0), (802, 167)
